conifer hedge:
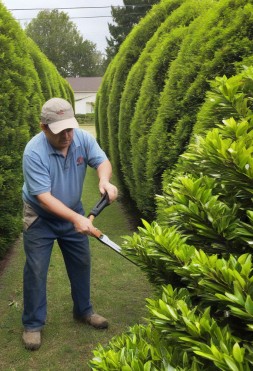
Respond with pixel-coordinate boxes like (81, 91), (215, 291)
(117, 0), (191, 200)
(96, 0), (253, 217)
(126, 0), (209, 214)
(97, 0), (183, 182)
(0, 4), (73, 258)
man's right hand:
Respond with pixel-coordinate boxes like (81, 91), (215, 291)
(72, 214), (98, 236)
(37, 192), (98, 236)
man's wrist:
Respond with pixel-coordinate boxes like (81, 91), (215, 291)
(67, 210), (82, 224)
(99, 178), (110, 184)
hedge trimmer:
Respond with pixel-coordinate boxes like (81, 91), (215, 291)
(88, 192), (137, 266)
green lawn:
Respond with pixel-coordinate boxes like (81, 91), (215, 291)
(0, 126), (153, 370)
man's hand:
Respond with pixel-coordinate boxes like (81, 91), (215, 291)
(97, 160), (118, 202)
(99, 181), (118, 203)
(36, 192), (99, 236)
(72, 214), (99, 236)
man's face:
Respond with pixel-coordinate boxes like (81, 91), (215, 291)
(41, 124), (74, 152)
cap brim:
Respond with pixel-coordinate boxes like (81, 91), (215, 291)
(48, 117), (79, 134)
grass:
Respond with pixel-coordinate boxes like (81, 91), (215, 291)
(0, 125), (154, 370)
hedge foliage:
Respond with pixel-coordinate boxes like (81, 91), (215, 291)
(96, 0), (183, 184)
(96, 0), (253, 217)
(119, 0), (206, 209)
(0, 4), (73, 258)
(90, 67), (253, 370)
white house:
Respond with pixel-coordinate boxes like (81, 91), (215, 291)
(66, 77), (102, 114)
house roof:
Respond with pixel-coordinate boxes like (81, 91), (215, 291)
(66, 77), (102, 92)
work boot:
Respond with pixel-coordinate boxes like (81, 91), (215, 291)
(22, 330), (41, 350)
(74, 312), (108, 329)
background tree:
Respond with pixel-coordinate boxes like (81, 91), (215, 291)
(26, 9), (105, 77)
(106, 0), (159, 62)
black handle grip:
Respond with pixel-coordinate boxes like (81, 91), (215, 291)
(88, 192), (110, 218)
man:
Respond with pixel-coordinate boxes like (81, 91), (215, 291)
(22, 97), (118, 350)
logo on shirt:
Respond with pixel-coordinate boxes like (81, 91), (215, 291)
(76, 156), (84, 166)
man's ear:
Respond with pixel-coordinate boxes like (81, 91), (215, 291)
(40, 123), (48, 132)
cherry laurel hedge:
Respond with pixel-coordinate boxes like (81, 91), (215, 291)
(96, 0), (253, 218)
(0, 4), (74, 258)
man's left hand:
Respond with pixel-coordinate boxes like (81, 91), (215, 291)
(99, 182), (118, 203)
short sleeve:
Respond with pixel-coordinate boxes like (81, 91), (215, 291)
(23, 154), (51, 195)
(81, 131), (108, 168)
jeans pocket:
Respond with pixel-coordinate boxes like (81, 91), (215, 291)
(23, 202), (39, 231)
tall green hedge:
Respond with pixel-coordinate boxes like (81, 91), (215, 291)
(151, 0), (253, 211)
(96, 67), (114, 156)
(0, 4), (73, 258)
(96, 0), (253, 217)
(118, 0), (186, 200)
(0, 6), (34, 257)
(97, 0), (183, 182)
(128, 0), (209, 214)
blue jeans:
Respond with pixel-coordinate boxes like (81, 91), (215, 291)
(22, 211), (92, 331)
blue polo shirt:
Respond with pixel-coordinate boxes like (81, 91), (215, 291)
(22, 128), (107, 219)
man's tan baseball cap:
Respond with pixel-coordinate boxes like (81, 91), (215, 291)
(41, 97), (79, 134)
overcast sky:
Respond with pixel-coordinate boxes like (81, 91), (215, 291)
(2, 0), (124, 54)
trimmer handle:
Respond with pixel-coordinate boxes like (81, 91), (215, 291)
(88, 192), (110, 221)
